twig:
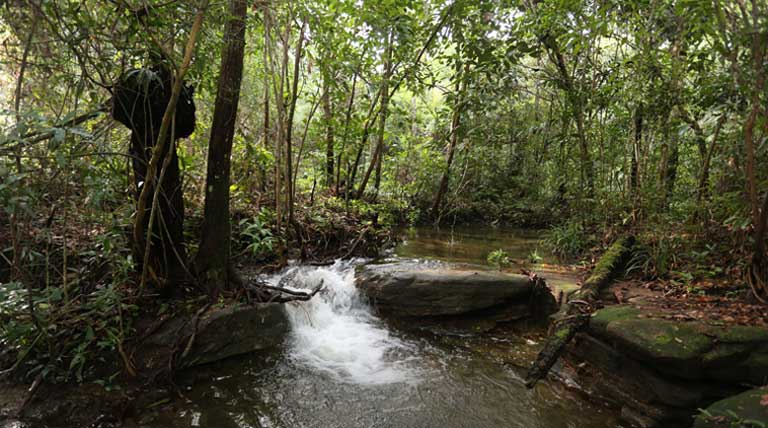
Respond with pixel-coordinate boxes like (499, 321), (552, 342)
(180, 303), (212, 362)
(16, 372), (43, 417)
(342, 225), (371, 259)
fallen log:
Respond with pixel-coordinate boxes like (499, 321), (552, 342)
(524, 235), (635, 388)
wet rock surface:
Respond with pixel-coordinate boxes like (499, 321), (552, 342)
(356, 261), (534, 317)
(355, 260), (559, 336)
(564, 305), (768, 427)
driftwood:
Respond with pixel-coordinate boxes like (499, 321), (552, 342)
(246, 279), (325, 304)
(524, 235), (635, 388)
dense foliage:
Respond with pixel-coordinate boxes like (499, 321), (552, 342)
(0, 0), (766, 383)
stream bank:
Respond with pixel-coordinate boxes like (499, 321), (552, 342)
(3, 226), (765, 428)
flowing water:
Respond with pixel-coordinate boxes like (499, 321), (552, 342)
(144, 228), (623, 428)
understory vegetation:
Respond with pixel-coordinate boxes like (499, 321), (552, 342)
(0, 0), (766, 392)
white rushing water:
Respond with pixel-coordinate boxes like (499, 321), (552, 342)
(265, 260), (417, 385)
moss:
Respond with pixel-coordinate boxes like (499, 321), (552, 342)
(606, 318), (713, 362)
(582, 236), (635, 290)
(712, 325), (768, 344)
(590, 305), (642, 331)
(693, 386), (768, 428)
(702, 343), (752, 367)
(587, 305), (768, 383)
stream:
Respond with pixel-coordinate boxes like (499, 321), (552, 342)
(146, 226), (623, 428)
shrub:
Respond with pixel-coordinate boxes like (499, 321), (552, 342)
(544, 221), (590, 259)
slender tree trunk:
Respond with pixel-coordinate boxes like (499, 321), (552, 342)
(322, 71), (334, 188)
(746, 11), (768, 298)
(348, 88), (381, 200)
(694, 115), (726, 218)
(630, 108), (641, 197)
(336, 49), (366, 195)
(285, 20), (307, 227)
(745, 93), (763, 229)
(293, 95), (321, 195)
(543, 34), (594, 198)
(10, 12), (37, 282)
(431, 63), (466, 218)
(358, 30), (392, 200)
(195, 0), (247, 294)
(663, 133), (679, 209)
(336, 64), (359, 195)
(269, 10), (288, 231)
(261, 3), (270, 194)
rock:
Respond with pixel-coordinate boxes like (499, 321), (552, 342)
(564, 332), (732, 427)
(356, 262), (533, 317)
(139, 303), (288, 371)
(564, 304), (768, 427)
(589, 305), (768, 383)
(693, 386), (768, 428)
(390, 301), (533, 336)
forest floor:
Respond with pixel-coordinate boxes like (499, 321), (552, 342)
(605, 278), (768, 328)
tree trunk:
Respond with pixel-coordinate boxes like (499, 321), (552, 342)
(663, 135), (679, 209)
(431, 63), (466, 218)
(542, 34), (594, 198)
(630, 107), (641, 213)
(261, 3), (270, 194)
(745, 17), (766, 230)
(195, 0), (247, 295)
(358, 30), (392, 200)
(751, 189), (768, 300)
(285, 20), (307, 228)
(348, 89), (381, 200)
(127, 122), (188, 285)
(322, 72), (334, 188)
(694, 115), (726, 219)
(336, 49), (365, 198)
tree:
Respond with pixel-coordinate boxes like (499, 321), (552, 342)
(195, 0), (248, 294)
(431, 63), (466, 219)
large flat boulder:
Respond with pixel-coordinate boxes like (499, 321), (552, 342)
(356, 262), (534, 317)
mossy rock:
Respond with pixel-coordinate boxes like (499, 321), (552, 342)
(693, 386), (768, 428)
(713, 326), (768, 344)
(605, 318), (713, 377)
(588, 305), (768, 382)
(590, 305), (643, 331)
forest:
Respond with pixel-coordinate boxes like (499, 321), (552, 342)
(0, 0), (767, 427)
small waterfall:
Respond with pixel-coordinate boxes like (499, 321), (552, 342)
(266, 260), (417, 385)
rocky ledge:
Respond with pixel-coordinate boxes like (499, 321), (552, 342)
(563, 305), (768, 427)
(137, 303), (289, 372)
(355, 261), (556, 334)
